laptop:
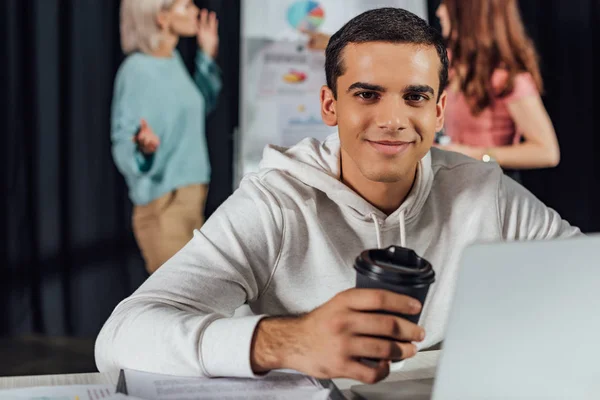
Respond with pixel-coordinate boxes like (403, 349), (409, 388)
(353, 235), (600, 400)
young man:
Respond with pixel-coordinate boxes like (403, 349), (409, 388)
(96, 8), (579, 384)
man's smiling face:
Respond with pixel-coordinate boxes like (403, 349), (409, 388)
(321, 42), (446, 183)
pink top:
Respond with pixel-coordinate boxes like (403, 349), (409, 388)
(444, 70), (538, 147)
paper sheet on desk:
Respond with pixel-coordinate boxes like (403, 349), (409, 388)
(121, 369), (331, 400)
(106, 394), (145, 400)
(0, 384), (114, 400)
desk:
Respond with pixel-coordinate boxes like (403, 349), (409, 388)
(0, 350), (439, 399)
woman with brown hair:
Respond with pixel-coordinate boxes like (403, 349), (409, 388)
(436, 0), (560, 173)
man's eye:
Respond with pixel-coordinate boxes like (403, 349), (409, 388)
(357, 92), (378, 100)
(406, 94), (427, 102)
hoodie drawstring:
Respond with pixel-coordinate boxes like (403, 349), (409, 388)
(399, 209), (406, 248)
(371, 210), (407, 249)
(371, 213), (383, 249)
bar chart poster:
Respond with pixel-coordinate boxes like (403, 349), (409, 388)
(237, 0), (427, 183)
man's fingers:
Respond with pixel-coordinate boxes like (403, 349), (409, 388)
(348, 312), (425, 342)
(343, 359), (390, 384)
(339, 289), (422, 315)
(349, 337), (417, 361)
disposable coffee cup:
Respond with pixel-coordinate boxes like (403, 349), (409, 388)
(354, 245), (435, 324)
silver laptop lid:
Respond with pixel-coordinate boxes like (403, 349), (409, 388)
(432, 236), (600, 400)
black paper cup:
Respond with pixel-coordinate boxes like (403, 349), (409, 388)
(354, 246), (435, 324)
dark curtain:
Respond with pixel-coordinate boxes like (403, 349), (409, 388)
(428, 0), (600, 233)
(1, 0), (240, 337)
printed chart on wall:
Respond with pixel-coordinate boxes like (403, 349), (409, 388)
(237, 0), (428, 182)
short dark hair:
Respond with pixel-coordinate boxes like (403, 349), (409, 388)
(325, 8), (448, 100)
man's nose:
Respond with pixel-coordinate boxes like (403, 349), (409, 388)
(375, 96), (409, 132)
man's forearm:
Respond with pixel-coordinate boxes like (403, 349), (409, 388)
(250, 316), (304, 373)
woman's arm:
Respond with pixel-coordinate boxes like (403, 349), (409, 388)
(194, 9), (222, 114)
(194, 52), (222, 114)
(481, 95), (560, 169)
(442, 73), (560, 169)
(111, 78), (154, 177)
(111, 61), (168, 178)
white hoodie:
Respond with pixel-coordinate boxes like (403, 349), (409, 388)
(95, 134), (580, 378)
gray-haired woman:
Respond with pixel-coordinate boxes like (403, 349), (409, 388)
(112, 0), (221, 273)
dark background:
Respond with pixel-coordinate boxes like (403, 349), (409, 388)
(1, 0), (598, 339)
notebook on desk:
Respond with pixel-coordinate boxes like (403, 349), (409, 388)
(116, 368), (347, 400)
(352, 236), (600, 400)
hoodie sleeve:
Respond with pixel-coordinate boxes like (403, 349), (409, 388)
(497, 174), (582, 240)
(95, 176), (284, 378)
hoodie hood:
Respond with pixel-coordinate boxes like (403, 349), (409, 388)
(259, 133), (434, 248)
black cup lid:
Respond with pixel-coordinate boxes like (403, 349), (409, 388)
(354, 246), (435, 286)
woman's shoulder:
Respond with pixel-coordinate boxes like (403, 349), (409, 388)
(118, 53), (151, 73)
(115, 53), (158, 85)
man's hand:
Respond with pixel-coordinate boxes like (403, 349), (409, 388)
(197, 9), (219, 59)
(250, 289), (425, 384)
(133, 119), (160, 154)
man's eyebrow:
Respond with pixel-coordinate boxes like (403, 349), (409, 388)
(404, 84), (435, 95)
(346, 83), (435, 95)
(346, 82), (387, 93)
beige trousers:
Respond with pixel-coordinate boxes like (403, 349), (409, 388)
(132, 184), (208, 274)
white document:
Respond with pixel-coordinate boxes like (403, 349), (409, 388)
(277, 99), (337, 147)
(0, 384), (114, 400)
(123, 369), (331, 400)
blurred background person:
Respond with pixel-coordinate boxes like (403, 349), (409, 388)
(435, 0), (560, 180)
(112, 0), (221, 274)
(302, 29), (330, 51)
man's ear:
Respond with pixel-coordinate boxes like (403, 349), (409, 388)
(435, 90), (447, 132)
(320, 85), (338, 127)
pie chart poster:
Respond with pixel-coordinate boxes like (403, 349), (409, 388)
(237, 0), (427, 183)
